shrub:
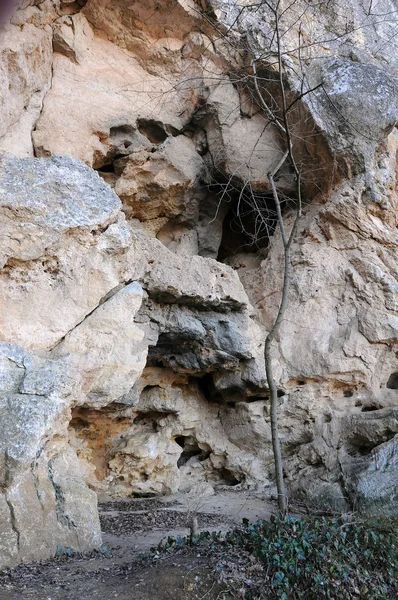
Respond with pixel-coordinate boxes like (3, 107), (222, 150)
(220, 515), (398, 599)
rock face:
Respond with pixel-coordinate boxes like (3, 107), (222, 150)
(245, 134), (398, 512)
(0, 342), (101, 568)
(0, 0), (397, 568)
(0, 151), (267, 566)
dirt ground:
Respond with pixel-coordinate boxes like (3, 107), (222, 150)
(0, 490), (275, 600)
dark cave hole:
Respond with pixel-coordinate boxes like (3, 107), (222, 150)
(175, 436), (208, 468)
(95, 153), (129, 178)
(70, 417), (89, 430)
(175, 436), (186, 448)
(133, 411), (170, 432)
(98, 163), (116, 173)
(210, 176), (277, 261)
(361, 402), (383, 412)
(136, 118), (168, 144)
(218, 468), (241, 486)
(197, 373), (222, 403)
(386, 372), (398, 389)
(109, 123), (136, 139)
(343, 390), (354, 398)
(245, 395), (269, 403)
(345, 442), (376, 457)
(59, 0), (88, 13)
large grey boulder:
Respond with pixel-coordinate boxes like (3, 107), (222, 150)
(305, 59), (398, 172)
(0, 342), (101, 569)
(354, 436), (398, 515)
(340, 408), (398, 515)
(0, 153), (121, 268)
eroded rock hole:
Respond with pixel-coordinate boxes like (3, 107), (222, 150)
(197, 373), (222, 403)
(58, 0), (88, 14)
(175, 436), (208, 468)
(94, 123), (150, 180)
(136, 118), (168, 144)
(99, 163), (116, 174)
(109, 124), (136, 140)
(212, 177), (277, 261)
(133, 411), (167, 432)
(69, 404), (133, 484)
(217, 468), (240, 487)
(387, 372), (398, 389)
(361, 402), (383, 412)
(346, 429), (397, 457)
(245, 395), (269, 403)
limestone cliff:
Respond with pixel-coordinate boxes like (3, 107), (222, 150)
(0, 0), (397, 568)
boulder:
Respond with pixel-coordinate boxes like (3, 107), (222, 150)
(0, 342), (101, 569)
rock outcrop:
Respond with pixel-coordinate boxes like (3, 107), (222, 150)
(0, 0), (397, 568)
(0, 341), (101, 567)
(0, 151), (266, 566)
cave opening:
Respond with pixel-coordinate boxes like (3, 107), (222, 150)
(217, 468), (241, 487)
(361, 402), (383, 412)
(209, 175), (278, 261)
(136, 118), (169, 144)
(175, 435), (209, 468)
(386, 372), (398, 389)
(98, 162), (117, 174)
(196, 373), (223, 403)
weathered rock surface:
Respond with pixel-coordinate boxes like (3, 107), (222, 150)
(242, 132), (398, 512)
(0, 152), (266, 567)
(0, 0), (397, 570)
(0, 341), (101, 568)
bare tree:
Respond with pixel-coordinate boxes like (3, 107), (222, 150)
(148, 0), (390, 515)
(211, 0), (391, 514)
(251, 3), (303, 515)
(200, 0), (355, 514)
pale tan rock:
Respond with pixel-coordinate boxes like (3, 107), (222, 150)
(115, 136), (206, 221)
(0, 0), (398, 572)
(241, 135), (398, 511)
(51, 282), (148, 406)
(204, 78), (289, 189)
(132, 229), (249, 311)
(81, 0), (205, 68)
(33, 15), (194, 164)
(0, 22), (52, 157)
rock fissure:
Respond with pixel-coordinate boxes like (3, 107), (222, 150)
(49, 278), (137, 352)
(47, 460), (77, 530)
(4, 495), (20, 551)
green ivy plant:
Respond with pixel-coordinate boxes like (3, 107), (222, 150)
(223, 515), (398, 599)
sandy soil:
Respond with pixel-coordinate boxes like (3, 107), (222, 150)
(0, 490), (275, 600)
